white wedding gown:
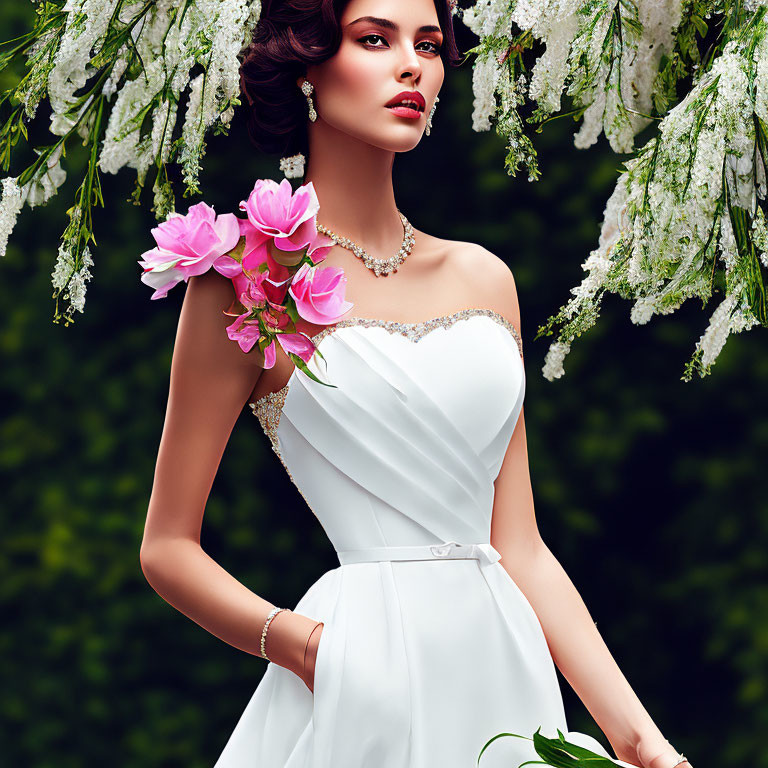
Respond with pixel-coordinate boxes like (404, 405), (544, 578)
(213, 308), (633, 768)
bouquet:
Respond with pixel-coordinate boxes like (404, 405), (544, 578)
(138, 178), (353, 386)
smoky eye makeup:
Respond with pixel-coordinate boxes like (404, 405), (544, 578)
(357, 33), (386, 46)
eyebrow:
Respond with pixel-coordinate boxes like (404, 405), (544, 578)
(346, 16), (443, 35)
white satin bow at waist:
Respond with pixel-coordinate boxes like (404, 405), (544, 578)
(336, 540), (502, 568)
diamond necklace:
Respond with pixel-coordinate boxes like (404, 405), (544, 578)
(315, 209), (415, 277)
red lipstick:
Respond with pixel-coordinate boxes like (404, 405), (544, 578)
(385, 90), (425, 119)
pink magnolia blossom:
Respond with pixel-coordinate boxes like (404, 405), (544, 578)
(228, 270), (282, 321)
(138, 202), (241, 299)
(240, 177), (321, 253)
(238, 178), (336, 262)
(218, 214), (333, 297)
(232, 177), (337, 298)
(141, 178), (353, 377)
(289, 262), (354, 325)
(225, 254), (291, 314)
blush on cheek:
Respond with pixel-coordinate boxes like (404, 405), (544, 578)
(337, 59), (382, 97)
(319, 65), (385, 123)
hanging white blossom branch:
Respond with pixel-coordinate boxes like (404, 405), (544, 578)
(457, 0), (768, 379)
(0, 0), (261, 325)
(535, 4), (768, 380)
(459, 0), (687, 180)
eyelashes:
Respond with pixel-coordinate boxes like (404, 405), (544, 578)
(358, 34), (442, 54)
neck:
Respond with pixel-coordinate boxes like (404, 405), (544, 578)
(302, 121), (404, 257)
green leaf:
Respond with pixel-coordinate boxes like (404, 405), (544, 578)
(531, 728), (619, 767)
(691, 14), (708, 37)
(289, 354), (338, 389)
(285, 302), (299, 324)
(726, 197), (767, 326)
(476, 731), (533, 765)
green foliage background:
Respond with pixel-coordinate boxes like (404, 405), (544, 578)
(1, 6), (767, 767)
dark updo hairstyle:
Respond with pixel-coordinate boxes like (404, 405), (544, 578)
(239, 0), (463, 160)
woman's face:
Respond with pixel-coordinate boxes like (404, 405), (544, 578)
(304, 0), (445, 152)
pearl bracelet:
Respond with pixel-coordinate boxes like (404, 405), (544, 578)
(260, 606), (291, 661)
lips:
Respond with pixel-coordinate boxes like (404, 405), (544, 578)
(385, 90), (425, 112)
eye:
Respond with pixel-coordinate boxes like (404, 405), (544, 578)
(359, 34), (388, 48)
(418, 40), (442, 54)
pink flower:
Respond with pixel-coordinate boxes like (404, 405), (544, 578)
(138, 201), (241, 299)
(225, 276), (287, 359)
(289, 262), (354, 325)
(239, 178), (329, 254)
(306, 229), (336, 264)
(227, 314), (317, 366)
(277, 331), (317, 364)
(226, 314), (269, 358)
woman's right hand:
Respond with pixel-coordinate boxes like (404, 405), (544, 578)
(302, 621), (324, 693)
(636, 734), (693, 768)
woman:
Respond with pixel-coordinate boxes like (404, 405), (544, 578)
(139, 1), (694, 766)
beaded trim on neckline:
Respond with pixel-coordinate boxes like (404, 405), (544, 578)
(251, 306), (521, 403)
(249, 306), (522, 431)
(307, 307), (522, 349)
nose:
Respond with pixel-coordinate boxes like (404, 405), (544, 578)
(397, 44), (423, 83)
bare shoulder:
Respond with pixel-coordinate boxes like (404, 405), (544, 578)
(446, 240), (521, 334)
(179, 269), (263, 375)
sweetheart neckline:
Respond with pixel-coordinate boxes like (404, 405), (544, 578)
(248, 307), (523, 413)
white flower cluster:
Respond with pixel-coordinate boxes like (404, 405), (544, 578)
(462, 0), (515, 132)
(0, 151), (67, 256)
(463, 0), (685, 163)
(51, 243), (94, 317)
(0, 0), (262, 323)
(279, 153), (306, 179)
(26, 144), (68, 209)
(98, 0), (261, 197)
(178, 0), (262, 192)
(98, 1), (196, 185)
(542, 340), (572, 380)
(539, 173), (627, 379)
(462, 0), (515, 40)
(691, 286), (759, 372)
(16, 27), (61, 121)
(574, 0), (684, 154)
(0, 178), (24, 260)
(48, 0), (120, 115)
(540, 11), (768, 380)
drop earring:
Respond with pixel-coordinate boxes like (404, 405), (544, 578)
(425, 95), (439, 136)
(278, 80), (315, 179)
(301, 79), (317, 122)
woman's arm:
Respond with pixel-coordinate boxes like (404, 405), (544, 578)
(484, 256), (690, 768)
(139, 269), (320, 686)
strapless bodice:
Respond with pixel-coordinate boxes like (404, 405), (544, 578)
(248, 308), (525, 558)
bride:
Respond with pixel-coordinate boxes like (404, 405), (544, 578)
(139, 1), (694, 767)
